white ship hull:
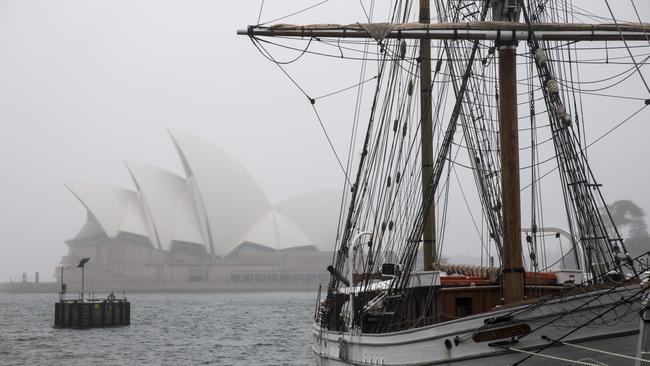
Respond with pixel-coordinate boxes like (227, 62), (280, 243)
(312, 286), (644, 365)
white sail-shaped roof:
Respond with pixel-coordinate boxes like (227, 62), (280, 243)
(66, 132), (342, 256)
(70, 212), (105, 241)
(125, 161), (207, 251)
(169, 129), (271, 256)
(65, 183), (152, 243)
(173, 189), (207, 246)
(120, 196), (151, 237)
(239, 210), (313, 249)
(274, 190), (343, 251)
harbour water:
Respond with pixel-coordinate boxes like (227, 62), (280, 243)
(0, 292), (316, 365)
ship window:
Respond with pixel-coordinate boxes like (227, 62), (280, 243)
(455, 297), (473, 317)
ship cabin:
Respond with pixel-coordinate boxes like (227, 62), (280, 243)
(324, 264), (586, 333)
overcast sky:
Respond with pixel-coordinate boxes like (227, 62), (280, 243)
(0, 1), (648, 281)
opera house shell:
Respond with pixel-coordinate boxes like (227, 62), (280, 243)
(59, 129), (341, 291)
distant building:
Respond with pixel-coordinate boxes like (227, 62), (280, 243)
(60, 129), (341, 292)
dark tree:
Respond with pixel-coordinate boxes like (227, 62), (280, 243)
(603, 200), (650, 257)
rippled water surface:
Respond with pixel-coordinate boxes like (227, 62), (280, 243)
(0, 292), (317, 365)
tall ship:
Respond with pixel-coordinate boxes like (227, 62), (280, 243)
(240, 0), (650, 364)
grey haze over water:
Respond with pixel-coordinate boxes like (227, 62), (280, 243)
(0, 292), (315, 365)
(1, 0), (649, 281)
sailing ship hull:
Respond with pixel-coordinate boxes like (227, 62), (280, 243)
(312, 285), (643, 365)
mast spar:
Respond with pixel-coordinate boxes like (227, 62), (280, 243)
(238, 22), (650, 41)
(494, 0), (524, 304)
(419, 0), (435, 272)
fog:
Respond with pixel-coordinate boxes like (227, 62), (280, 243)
(1, 0), (649, 281)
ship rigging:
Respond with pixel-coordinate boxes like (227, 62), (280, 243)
(240, 0), (650, 364)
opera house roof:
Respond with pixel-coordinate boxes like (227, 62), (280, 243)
(66, 129), (341, 256)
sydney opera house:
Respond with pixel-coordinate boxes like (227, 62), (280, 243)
(58, 129), (340, 292)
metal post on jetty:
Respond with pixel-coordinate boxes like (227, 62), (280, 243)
(77, 257), (88, 301)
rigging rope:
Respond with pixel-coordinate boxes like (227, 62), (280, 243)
(604, 0), (650, 96)
(258, 0), (333, 25)
(513, 287), (646, 365)
(256, 0), (265, 25)
(311, 104), (353, 186)
(313, 75), (379, 100)
(546, 337), (650, 363)
(522, 103), (649, 192)
(249, 37), (352, 185)
(503, 346), (604, 366)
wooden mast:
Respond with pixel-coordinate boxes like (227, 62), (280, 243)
(499, 44), (524, 304)
(419, 0), (435, 271)
(494, 1), (524, 304)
